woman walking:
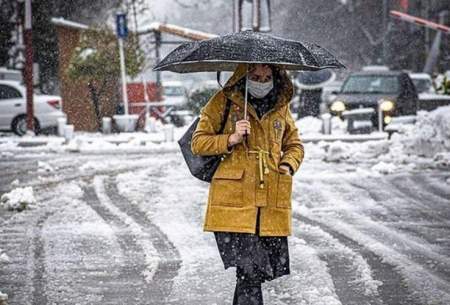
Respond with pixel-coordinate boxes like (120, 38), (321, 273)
(191, 63), (304, 304)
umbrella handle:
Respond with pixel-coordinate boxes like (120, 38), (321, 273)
(244, 130), (249, 147)
(243, 65), (249, 148)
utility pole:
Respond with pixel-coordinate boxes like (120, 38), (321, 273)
(382, 0), (389, 65)
(252, 0), (261, 31)
(24, 0), (34, 134)
(233, 0), (241, 32)
(116, 13), (129, 115)
(154, 31), (161, 87)
(234, 0), (271, 32)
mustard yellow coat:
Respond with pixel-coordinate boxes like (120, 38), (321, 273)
(191, 64), (304, 236)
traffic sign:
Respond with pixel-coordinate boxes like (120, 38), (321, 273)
(116, 13), (128, 38)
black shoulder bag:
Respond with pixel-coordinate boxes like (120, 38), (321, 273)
(177, 98), (232, 182)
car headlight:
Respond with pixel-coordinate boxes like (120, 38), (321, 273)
(379, 99), (395, 112)
(330, 101), (346, 112)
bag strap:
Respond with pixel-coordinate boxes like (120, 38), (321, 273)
(217, 71), (223, 89)
(218, 98), (232, 134)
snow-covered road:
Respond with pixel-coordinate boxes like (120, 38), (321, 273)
(0, 150), (449, 305)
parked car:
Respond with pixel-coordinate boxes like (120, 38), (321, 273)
(327, 70), (418, 133)
(0, 67), (22, 82)
(409, 72), (450, 111)
(162, 81), (188, 108)
(161, 81), (189, 127)
(321, 80), (343, 105)
(0, 80), (65, 136)
(409, 73), (435, 94)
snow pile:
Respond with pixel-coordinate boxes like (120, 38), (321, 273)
(296, 116), (347, 135)
(296, 116), (323, 134)
(313, 140), (389, 163)
(434, 152), (450, 169)
(371, 161), (397, 174)
(0, 249), (10, 264)
(325, 141), (351, 162)
(390, 107), (450, 158)
(37, 161), (54, 172)
(0, 186), (36, 211)
(305, 106), (450, 173)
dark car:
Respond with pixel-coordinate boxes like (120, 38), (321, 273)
(328, 70), (418, 133)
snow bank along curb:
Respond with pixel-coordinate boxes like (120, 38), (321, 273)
(302, 106), (450, 173)
(0, 132), (182, 155)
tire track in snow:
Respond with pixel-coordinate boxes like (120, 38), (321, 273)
(293, 175), (450, 305)
(388, 174), (450, 213)
(0, 218), (34, 305)
(31, 211), (54, 305)
(291, 211), (421, 305)
(102, 175), (182, 303)
(349, 178), (450, 255)
(0, 194), (56, 305)
(348, 176), (450, 276)
(81, 177), (164, 304)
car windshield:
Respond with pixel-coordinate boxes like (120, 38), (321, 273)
(341, 75), (400, 94)
(412, 79), (432, 93)
(164, 86), (185, 96)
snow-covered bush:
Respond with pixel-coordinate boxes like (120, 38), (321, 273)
(0, 187), (36, 211)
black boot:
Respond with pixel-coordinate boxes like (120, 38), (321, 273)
(233, 282), (263, 305)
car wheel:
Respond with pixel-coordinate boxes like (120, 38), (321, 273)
(12, 115), (40, 136)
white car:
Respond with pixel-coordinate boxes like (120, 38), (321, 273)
(0, 80), (66, 136)
(161, 81), (188, 107)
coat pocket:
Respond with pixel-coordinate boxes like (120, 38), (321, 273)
(211, 168), (245, 207)
(276, 173), (293, 209)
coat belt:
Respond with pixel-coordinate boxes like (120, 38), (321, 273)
(247, 148), (270, 189)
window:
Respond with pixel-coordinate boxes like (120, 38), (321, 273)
(163, 86), (185, 96)
(341, 75), (400, 94)
(412, 79), (432, 94)
(0, 85), (22, 100)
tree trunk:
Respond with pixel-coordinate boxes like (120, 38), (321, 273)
(88, 80), (101, 130)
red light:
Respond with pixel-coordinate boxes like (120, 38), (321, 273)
(47, 100), (60, 109)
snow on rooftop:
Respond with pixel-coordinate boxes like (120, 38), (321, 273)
(51, 17), (89, 30)
(139, 22), (217, 40)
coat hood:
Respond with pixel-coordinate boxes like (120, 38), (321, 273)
(221, 63), (294, 111)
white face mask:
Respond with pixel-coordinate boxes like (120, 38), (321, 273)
(247, 79), (274, 98)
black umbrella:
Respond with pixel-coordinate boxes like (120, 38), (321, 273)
(157, 31), (344, 183)
(153, 30), (345, 73)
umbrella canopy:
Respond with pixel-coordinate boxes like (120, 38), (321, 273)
(153, 30), (345, 73)
(294, 69), (336, 90)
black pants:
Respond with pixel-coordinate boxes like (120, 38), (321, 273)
(233, 265), (264, 305)
(232, 208), (265, 305)
(215, 208), (289, 304)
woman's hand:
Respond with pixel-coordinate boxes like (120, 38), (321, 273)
(228, 119), (251, 146)
(279, 164), (291, 176)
